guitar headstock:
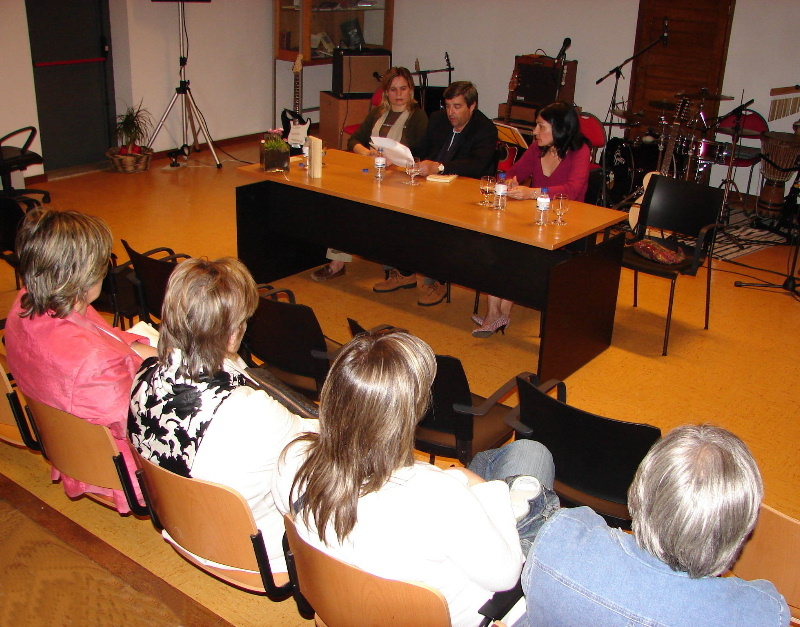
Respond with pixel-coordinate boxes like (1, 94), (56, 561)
(508, 69), (519, 94)
(674, 96), (691, 124)
(292, 53), (304, 74)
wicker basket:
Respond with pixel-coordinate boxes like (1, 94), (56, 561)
(106, 146), (153, 173)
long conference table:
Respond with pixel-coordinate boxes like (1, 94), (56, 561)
(236, 150), (626, 381)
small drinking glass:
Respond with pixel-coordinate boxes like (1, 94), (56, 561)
(478, 176), (495, 205)
(404, 157), (421, 186)
(552, 193), (569, 225)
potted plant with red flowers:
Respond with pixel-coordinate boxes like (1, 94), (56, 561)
(106, 102), (155, 173)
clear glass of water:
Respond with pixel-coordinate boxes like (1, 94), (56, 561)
(478, 176), (495, 205)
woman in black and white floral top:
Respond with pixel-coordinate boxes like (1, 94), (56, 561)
(128, 257), (317, 573)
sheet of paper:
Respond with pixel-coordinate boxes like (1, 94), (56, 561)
(370, 136), (414, 166)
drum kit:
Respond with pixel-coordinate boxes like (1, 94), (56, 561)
(602, 89), (800, 219)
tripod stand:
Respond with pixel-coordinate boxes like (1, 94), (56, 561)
(734, 168), (800, 296)
(147, 2), (221, 169)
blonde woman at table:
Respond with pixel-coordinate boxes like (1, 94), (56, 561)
(472, 102), (590, 338)
(310, 66), (428, 283)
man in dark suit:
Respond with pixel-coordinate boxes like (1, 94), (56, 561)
(415, 81), (498, 178)
(372, 81), (499, 305)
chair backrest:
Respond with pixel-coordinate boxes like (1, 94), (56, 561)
(25, 396), (127, 489)
(419, 355), (473, 442)
(517, 376), (661, 522)
(0, 196), (25, 256)
(0, 352), (34, 448)
(730, 503), (800, 620)
(283, 515), (451, 627)
(132, 448), (291, 597)
(121, 239), (185, 322)
(243, 293), (330, 392)
(637, 174), (725, 239)
(578, 112), (606, 156)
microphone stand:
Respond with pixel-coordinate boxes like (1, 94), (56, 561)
(411, 53), (454, 113)
(596, 28), (665, 207)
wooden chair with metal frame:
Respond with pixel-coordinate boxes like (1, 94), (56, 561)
(730, 503), (800, 624)
(131, 447), (293, 599)
(283, 514), (449, 626)
(240, 287), (340, 402)
(506, 374), (661, 530)
(120, 239), (190, 325)
(621, 173), (726, 356)
(24, 396), (147, 515)
(415, 354), (523, 466)
(0, 351), (37, 449)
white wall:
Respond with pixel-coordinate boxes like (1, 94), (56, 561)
(2, 0), (798, 188)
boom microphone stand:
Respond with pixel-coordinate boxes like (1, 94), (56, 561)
(147, 1), (221, 168)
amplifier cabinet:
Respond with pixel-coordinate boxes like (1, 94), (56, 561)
(332, 48), (392, 96)
(511, 55), (577, 108)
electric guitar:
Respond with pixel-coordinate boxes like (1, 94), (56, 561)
(629, 97), (692, 228)
(281, 54), (310, 150)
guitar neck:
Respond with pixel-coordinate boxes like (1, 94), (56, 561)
(294, 73), (302, 117)
(660, 123), (681, 174)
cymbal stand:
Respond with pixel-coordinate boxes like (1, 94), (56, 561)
(147, 2), (221, 168)
(596, 21), (667, 207)
(714, 112), (745, 250)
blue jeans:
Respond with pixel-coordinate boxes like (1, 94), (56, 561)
(468, 440), (555, 489)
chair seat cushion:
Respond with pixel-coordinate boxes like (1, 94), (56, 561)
(622, 244), (696, 279)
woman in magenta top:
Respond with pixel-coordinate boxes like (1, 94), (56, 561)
(5, 208), (155, 512)
(472, 102), (590, 338)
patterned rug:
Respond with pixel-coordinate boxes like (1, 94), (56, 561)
(710, 215), (787, 261)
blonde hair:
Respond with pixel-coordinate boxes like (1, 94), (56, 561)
(628, 424), (763, 578)
(379, 66), (418, 113)
(290, 332), (436, 544)
(16, 208), (112, 318)
(158, 257), (258, 380)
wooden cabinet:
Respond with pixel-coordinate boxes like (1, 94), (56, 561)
(274, 1), (394, 65)
(318, 91), (373, 150)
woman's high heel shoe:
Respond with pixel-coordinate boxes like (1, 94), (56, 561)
(471, 314), (484, 326)
(471, 315), (510, 338)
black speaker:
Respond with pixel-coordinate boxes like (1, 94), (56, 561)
(332, 48), (392, 97)
(512, 55), (577, 108)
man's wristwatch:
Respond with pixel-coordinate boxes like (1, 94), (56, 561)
(437, 163), (445, 173)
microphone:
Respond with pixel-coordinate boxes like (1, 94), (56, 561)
(662, 17), (668, 45)
(415, 58), (420, 73)
(555, 37), (571, 62)
(372, 71), (383, 81)
(728, 98), (755, 119)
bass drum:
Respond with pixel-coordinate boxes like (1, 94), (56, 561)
(601, 138), (661, 206)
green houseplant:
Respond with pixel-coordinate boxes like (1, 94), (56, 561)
(106, 102), (155, 173)
(260, 131), (290, 172)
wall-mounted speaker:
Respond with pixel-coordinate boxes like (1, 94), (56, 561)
(332, 48), (392, 97)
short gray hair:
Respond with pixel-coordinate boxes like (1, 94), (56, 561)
(628, 424), (763, 578)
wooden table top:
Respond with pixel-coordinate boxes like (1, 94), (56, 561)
(239, 150), (626, 251)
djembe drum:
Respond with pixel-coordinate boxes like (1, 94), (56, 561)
(758, 131), (800, 217)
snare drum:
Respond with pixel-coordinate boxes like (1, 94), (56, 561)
(601, 138), (660, 205)
(695, 139), (730, 164)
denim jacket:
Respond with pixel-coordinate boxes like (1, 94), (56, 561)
(520, 507), (789, 627)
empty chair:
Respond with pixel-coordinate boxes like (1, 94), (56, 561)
(24, 397), (147, 515)
(121, 239), (190, 324)
(342, 88), (384, 138)
(622, 174), (725, 355)
(730, 503), (800, 623)
(132, 448), (292, 599)
(415, 354), (518, 466)
(0, 196), (26, 289)
(240, 288), (340, 400)
(0, 352), (36, 449)
(506, 374), (661, 529)
(92, 253), (139, 330)
(0, 126), (51, 202)
(283, 514), (449, 626)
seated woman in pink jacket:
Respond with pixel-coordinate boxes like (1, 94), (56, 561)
(5, 208), (155, 512)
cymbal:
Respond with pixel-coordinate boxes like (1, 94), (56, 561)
(676, 90), (734, 101)
(649, 99), (675, 111)
(716, 126), (763, 138)
(612, 108), (644, 122)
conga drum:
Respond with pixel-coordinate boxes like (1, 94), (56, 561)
(758, 132), (800, 217)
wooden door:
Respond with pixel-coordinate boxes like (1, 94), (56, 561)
(626, 0), (736, 141)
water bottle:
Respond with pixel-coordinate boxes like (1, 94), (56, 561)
(374, 147), (386, 181)
(536, 187), (550, 225)
(301, 137), (310, 169)
(493, 172), (508, 210)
